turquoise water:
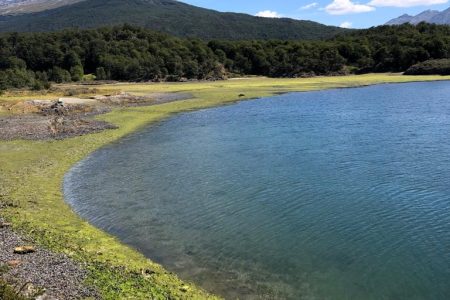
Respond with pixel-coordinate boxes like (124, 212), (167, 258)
(64, 82), (450, 299)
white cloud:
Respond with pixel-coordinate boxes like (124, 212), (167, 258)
(325, 0), (375, 15)
(300, 2), (319, 10)
(340, 21), (353, 27)
(368, 0), (448, 7)
(255, 10), (283, 18)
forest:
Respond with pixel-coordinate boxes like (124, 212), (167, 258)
(1, 22), (450, 91)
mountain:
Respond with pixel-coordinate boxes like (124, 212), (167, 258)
(386, 14), (415, 25)
(386, 8), (450, 25)
(0, 0), (83, 15)
(0, 0), (347, 40)
(430, 7), (450, 24)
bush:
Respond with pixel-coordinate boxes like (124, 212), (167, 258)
(95, 67), (108, 80)
(404, 59), (450, 75)
(83, 73), (97, 81)
(32, 80), (44, 90)
(49, 67), (71, 83)
(35, 71), (51, 89)
(70, 65), (84, 81)
(0, 68), (35, 89)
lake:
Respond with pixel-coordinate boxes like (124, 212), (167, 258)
(64, 82), (450, 299)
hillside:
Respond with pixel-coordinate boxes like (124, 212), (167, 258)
(0, 0), (346, 40)
(386, 7), (450, 25)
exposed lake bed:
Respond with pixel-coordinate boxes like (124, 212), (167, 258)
(64, 81), (450, 299)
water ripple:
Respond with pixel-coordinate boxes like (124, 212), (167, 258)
(65, 82), (450, 300)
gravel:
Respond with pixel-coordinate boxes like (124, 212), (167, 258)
(0, 218), (99, 299)
(0, 92), (193, 141)
(0, 115), (117, 141)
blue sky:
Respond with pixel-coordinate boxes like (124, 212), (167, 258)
(182, 0), (450, 28)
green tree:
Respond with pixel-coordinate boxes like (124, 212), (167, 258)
(95, 67), (108, 80)
(70, 65), (84, 81)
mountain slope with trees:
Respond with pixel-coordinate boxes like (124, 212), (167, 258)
(0, 0), (346, 40)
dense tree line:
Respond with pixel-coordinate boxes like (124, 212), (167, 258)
(1, 23), (449, 91)
(209, 23), (450, 77)
(0, 25), (224, 91)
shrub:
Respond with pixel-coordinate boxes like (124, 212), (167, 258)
(0, 68), (35, 89)
(95, 67), (108, 80)
(83, 73), (97, 81)
(70, 65), (84, 81)
(49, 67), (71, 83)
(404, 59), (450, 75)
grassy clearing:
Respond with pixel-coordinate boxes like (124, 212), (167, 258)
(1, 74), (449, 299)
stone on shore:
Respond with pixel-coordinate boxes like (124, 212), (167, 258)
(13, 246), (36, 254)
(7, 259), (21, 267)
(0, 222), (12, 228)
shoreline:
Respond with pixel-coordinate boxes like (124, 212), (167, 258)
(1, 74), (450, 299)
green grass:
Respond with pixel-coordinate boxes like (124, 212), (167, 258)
(0, 280), (29, 300)
(0, 265), (29, 300)
(1, 74), (450, 299)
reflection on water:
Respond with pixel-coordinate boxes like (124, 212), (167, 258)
(65, 82), (450, 299)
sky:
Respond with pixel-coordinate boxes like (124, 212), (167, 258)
(181, 0), (450, 28)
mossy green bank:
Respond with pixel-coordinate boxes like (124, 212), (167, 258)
(1, 74), (450, 299)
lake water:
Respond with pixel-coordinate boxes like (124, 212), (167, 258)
(64, 82), (450, 300)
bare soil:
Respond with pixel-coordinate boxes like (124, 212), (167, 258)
(0, 115), (117, 140)
(0, 92), (192, 141)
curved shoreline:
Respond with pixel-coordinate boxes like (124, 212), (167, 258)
(1, 74), (450, 299)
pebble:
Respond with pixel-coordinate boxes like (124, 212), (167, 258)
(36, 293), (58, 300)
(13, 245), (36, 254)
(7, 259), (21, 267)
(180, 284), (190, 292)
(0, 222), (12, 228)
(141, 268), (156, 278)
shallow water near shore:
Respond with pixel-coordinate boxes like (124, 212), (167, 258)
(65, 82), (450, 299)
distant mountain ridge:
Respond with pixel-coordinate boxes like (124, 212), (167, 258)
(386, 7), (450, 25)
(0, 0), (347, 40)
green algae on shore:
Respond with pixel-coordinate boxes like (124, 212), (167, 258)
(1, 74), (450, 299)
